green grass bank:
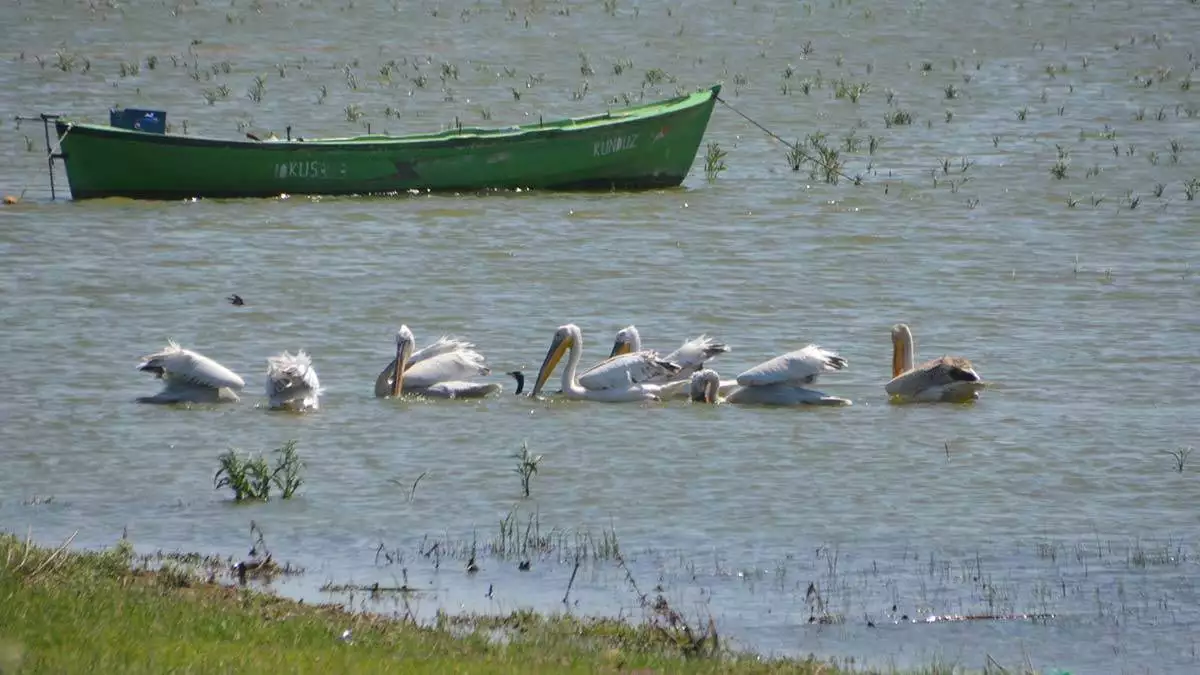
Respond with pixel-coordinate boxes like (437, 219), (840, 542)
(0, 533), (875, 674)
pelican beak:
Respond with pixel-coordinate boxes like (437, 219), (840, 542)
(891, 332), (904, 378)
(609, 338), (632, 358)
(532, 333), (571, 397)
(391, 339), (412, 398)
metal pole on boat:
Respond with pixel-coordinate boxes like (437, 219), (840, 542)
(15, 113), (63, 200)
(41, 114), (57, 200)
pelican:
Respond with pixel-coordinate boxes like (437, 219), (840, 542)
(886, 323), (985, 403)
(531, 323), (680, 402)
(374, 325), (502, 399)
(136, 340), (245, 404)
(690, 368), (851, 406)
(608, 324), (730, 382)
(689, 343), (853, 406)
(266, 350), (322, 411)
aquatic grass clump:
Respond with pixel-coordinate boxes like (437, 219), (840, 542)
(1185, 177), (1199, 200)
(1162, 446), (1192, 472)
(201, 84), (231, 105)
(214, 450), (270, 501)
(703, 142), (727, 180)
(806, 133), (844, 184)
(490, 509), (621, 563)
(786, 139), (805, 171)
(1169, 138), (1182, 163)
(214, 440), (304, 502)
(883, 109), (912, 127)
(832, 79), (868, 102)
(1050, 145), (1070, 180)
(271, 440), (304, 498)
(247, 75), (267, 103)
(54, 50), (82, 73)
(513, 441), (542, 498)
(643, 68), (669, 87)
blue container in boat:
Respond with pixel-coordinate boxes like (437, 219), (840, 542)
(109, 108), (167, 134)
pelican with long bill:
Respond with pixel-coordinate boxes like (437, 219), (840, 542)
(531, 323), (679, 402)
(375, 325), (503, 400)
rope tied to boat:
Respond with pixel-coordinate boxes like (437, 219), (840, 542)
(714, 95), (862, 186)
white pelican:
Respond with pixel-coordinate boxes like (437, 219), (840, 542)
(374, 325), (502, 399)
(690, 368), (851, 406)
(607, 324), (730, 382)
(886, 323), (985, 403)
(530, 323), (679, 402)
(136, 340), (245, 404)
(266, 350), (322, 411)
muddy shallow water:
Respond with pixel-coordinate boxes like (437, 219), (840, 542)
(2, 1), (1199, 673)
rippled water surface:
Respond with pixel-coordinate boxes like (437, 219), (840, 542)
(2, 1), (1199, 672)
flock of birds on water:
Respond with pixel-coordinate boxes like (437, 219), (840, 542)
(136, 298), (989, 411)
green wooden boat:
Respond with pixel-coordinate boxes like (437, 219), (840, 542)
(47, 85), (720, 201)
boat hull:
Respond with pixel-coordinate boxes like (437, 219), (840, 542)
(54, 86), (719, 201)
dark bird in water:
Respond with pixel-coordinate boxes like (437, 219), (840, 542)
(507, 371), (525, 395)
(227, 294), (245, 306)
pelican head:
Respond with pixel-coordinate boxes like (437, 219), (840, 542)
(689, 369), (721, 404)
(609, 325), (639, 358)
(891, 323), (915, 378)
(137, 340), (186, 378)
(391, 324), (416, 397)
(532, 324), (579, 397)
(507, 371), (525, 395)
(138, 361), (166, 378)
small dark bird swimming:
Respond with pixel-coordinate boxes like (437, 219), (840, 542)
(507, 371), (525, 395)
(227, 294), (245, 306)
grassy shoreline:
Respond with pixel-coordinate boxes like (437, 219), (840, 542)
(0, 533), (863, 674)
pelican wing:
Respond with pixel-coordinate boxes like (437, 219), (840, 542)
(141, 341), (245, 390)
(736, 345), (847, 387)
(576, 351), (680, 390)
(662, 335), (730, 378)
(886, 356), (982, 401)
(402, 350), (491, 388)
(407, 336), (476, 365)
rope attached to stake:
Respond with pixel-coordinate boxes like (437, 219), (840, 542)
(715, 94), (862, 186)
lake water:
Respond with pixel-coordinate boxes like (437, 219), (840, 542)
(2, 0), (1199, 672)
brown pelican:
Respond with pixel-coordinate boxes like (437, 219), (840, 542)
(886, 323), (986, 403)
